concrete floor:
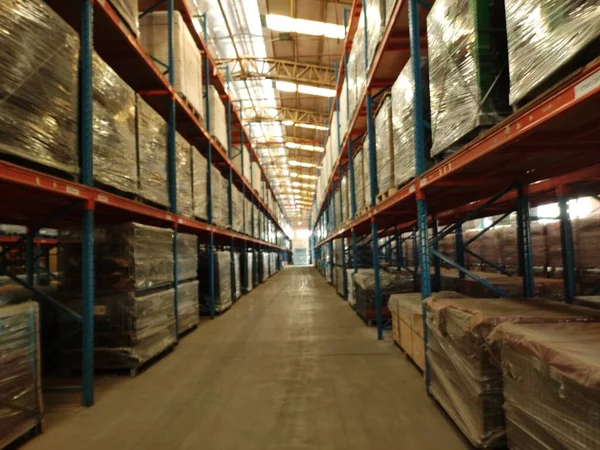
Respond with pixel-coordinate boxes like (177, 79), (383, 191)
(26, 266), (468, 449)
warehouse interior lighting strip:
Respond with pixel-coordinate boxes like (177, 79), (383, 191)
(275, 81), (336, 98)
(265, 14), (346, 40)
(285, 142), (324, 152)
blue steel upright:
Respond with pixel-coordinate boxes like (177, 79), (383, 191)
(166, 0), (180, 336)
(202, 14), (215, 318)
(455, 222), (465, 279)
(558, 191), (576, 303)
(516, 185), (535, 297)
(80, 0), (95, 407)
(225, 67), (235, 302)
(409, 0), (432, 390)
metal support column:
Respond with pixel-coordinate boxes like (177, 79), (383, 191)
(226, 67), (235, 302)
(409, 0), (432, 390)
(202, 14), (215, 318)
(516, 185), (535, 297)
(432, 219), (441, 291)
(25, 233), (34, 287)
(558, 189), (576, 303)
(455, 222), (465, 279)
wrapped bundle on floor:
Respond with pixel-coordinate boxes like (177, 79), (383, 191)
(109, 0), (138, 35)
(177, 280), (199, 333)
(64, 289), (176, 370)
(139, 11), (203, 117)
(60, 223), (174, 292)
(376, 96), (394, 195)
(352, 270), (415, 323)
(392, 58), (431, 186)
(428, 0), (510, 157)
(388, 293), (425, 370)
(137, 97), (168, 207)
(0, 0), (79, 176)
(177, 134), (193, 217)
(243, 252), (254, 292)
(0, 302), (42, 449)
(261, 253), (269, 282)
(93, 53), (137, 195)
(177, 232), (197, 281)
(198, 251), (232, 313)
(426, 294), (600, 448)
(505, 0), (600, 106)
(192, 149), (207, 220)
(489, 322), (600, 450)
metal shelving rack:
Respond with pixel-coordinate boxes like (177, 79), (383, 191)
(311, 0), (600, 390)
(0, 0), (290, 407)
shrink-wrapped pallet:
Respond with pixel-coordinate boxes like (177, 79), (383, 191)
(243, 252), (254, 292)
(137, 97), (168, 207)
(233, 187), (244, 232)
(192, 148), (208, 220)
(428, 0), (510, 157)
(340, 80), (349, 139)
(341, 174), (350, 223)
(489, 322), (600, 450)
(234, 252), (241, 299)
(0, 0), (79, 176)
(177, 232), (197, 281)
(352, 270), (415, 322)
(426, 294), (600, 448)
(365, 0), (384, 70)
(139, 11), (203, 117)
(335, 265), (344, 296)
(221, 172), (230, 228)
(177, 134), (193, 217)
(208, 86), (227, 149)
(392, 58), (431, 186)
(362, 136), (374, 207)
(333, 238), (344, 266)
(60, 223), (174, 292)
(376, 96), (394, 195)
(211, 166), (224, 226)
(505, 0), (600, 106)
(109, 0), (138, 35)
(64, 288), (176, 370)
(251, 161), (261, 192)
(389, 293), (425, 370)
(177, 279), (199, 332)
(93, 53), (137, 195)
(198, 251), (232, 313)
(0, 302), (42, 449)
(385, 0), (397, 24)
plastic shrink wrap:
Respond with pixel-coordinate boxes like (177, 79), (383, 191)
(375, 96), (394, 195)
(333, 239), (344, 266)
(505, 0), (600, 106)
(365, 0), (384, 69)
(177, 280), (199, 332)
(198, 251), (232, 313)
(392, 58), (431, 186)
(192, 148), (208, 220)
(354, 149), (365, 213)
(234, 253), (241, 299)
(233, 187), (244, 232)
(427, 0), (510, 157)
(489, 322), (600, 450)
(211, 166), (224, 225)
(92, 53), (137, 194)
(341, 175), (350, 223)
(139, 11), (203, 117)
(362, 135), (374, 207)
(176, 134), (193, 217)
(385, 0), (397, 24)
(177, 232), (197, 281)
(334, 266), (344, 296)
(243, 252), (254, 292)
(63, 289), (176, 369)
(388, 293), (425, 368)
(137, 96), (168, 207)
(353, 270), (415, 321)
(221, 171), (230, 227)
(0, 0), (79, 176)
(0, 302), (42, 449)
(426, 294), (600, 448)
(60, 223), (174, 292)
(208, 86), (227, 149)
(109, 0), (138, 35)
(339, 80), (349, 139)
(261, 253), (269, 282)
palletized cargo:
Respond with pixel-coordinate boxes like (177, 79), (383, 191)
(176, 232), (198, 281)
(198, 251), (232, 313)
(176, 135), (193, 217)
(192, 149), (208, 220)
(177, 280), (199, 333)
(0, 0), (79, 177)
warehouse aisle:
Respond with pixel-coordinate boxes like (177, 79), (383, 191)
(26, 267), (467, 450)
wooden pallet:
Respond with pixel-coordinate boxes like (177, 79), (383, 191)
(179, 93), (204, 123)
(376, 186), (398, 204)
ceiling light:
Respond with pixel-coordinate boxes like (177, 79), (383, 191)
(284, 142), (324, 152)
(289, 160), (318, 168)
(275, 81), (297, 93)
(265, 14), (345, 40)
(298, 84), (336, 98)
(298, 174), (318, 180)
(277, 147), (286, 155)
(290, 172), (298, 177)
(281, 119), (295, 126)
(298, 221), (303, 225)
(296, 123), (328, 131)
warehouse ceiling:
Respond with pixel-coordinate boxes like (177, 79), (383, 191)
(193, 0), (348, 228)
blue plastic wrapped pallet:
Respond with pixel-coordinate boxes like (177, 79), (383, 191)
(428, 0), (511, 157)
(0, 0), (79, 177)
(392, 57), (431, 186)
(93, 53), (137, 195)
(0, 302), (42, 449)
(136, 96), (168, 208)
(505, 0), (600, 106)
